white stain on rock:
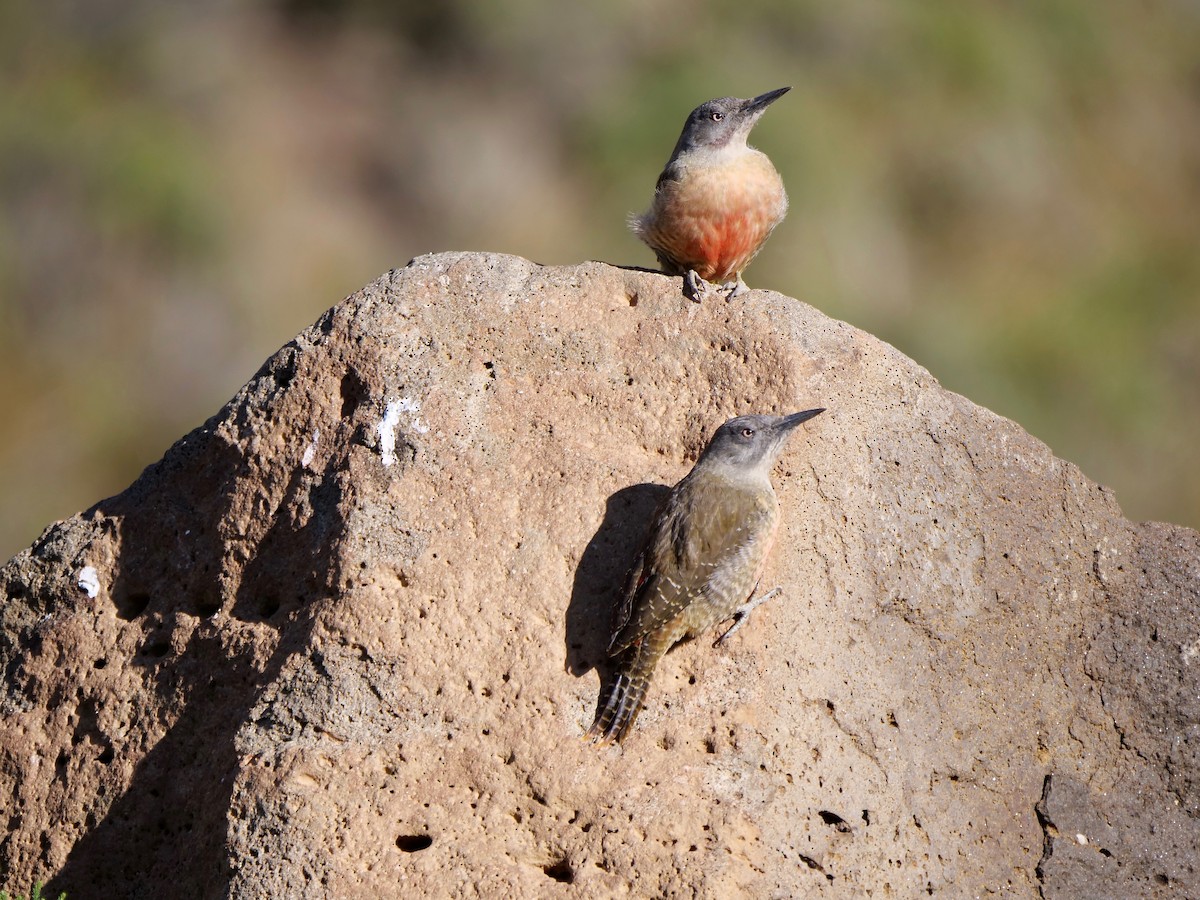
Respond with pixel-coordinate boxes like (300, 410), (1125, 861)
(77, 566), (100, 598)
(379, 398), (428, 467)
(302, 429), (320, 468)
(379, 402), (403, 467)
(1183, 638), (1200, 666)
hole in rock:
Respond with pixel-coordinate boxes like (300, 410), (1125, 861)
(543, 859), (574, 884)
(194, 597), (222, 617)
(340, 369), (367, 418)
(818, 810), (850, 832)
(142, 639), (172, 658)
(116, 593), (151, 621)
(396, 834), (433, 853)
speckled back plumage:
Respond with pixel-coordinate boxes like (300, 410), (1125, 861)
(587, 410), (824, 745)
(587, 474), (780, 744)
(613, 474), (779, 649)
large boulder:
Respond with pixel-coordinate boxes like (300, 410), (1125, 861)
(2, 252), (1197, 897)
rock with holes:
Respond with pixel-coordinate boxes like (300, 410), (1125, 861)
(1, 251), (1198, 897)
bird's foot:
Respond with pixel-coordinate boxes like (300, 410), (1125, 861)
(721, 278), (749, 300)
(714, 586), (781, 646)
(683, 269), (711, 303)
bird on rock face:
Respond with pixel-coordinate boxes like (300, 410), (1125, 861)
(587, 409), (825, 745)
(631, 87), (791, 302)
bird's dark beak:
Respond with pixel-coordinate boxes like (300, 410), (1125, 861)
(779, 408), (825, 431)
(742, 86), (791, 117)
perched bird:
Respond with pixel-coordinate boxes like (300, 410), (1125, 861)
(587, 409), (824, 745)
(631, 87), (791, 302)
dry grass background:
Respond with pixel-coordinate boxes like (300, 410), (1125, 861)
(2, 0), (1198, 560)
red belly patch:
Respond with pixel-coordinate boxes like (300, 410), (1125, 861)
(684, 215), (769, 282)
(640, 154), (787, 283)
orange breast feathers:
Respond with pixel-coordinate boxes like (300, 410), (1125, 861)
(635, 149), (788, 283)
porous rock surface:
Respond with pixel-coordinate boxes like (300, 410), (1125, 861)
(2, 252), (1198, 898)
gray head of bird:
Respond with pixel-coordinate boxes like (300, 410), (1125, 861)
(697, 409), (824, 480)
(669, 86), (791, 159)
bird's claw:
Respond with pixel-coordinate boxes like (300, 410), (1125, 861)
(713, 616), (745, 646)
(713, 586), (782, 646)
(683, 272), (748, 302)
(684, 270), (711, 303)
(721, 278), (749, 300)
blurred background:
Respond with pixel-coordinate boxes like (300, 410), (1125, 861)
(2, 0), (1198, 560)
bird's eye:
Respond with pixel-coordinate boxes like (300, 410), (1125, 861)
(711, 112), (725, 122)
(740, 427), (754, 437)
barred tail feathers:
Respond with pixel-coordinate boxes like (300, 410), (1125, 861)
(586, 637), (665, 745)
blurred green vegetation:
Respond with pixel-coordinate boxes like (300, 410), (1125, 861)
(1, 0), (1198, 560)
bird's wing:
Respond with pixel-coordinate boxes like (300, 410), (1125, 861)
(606, 489), (691, 654)
(608, 544), (650, 648)
(606, 563), (689, 656)
(654, 160), (684, 194)
(607, 481), (774, 653)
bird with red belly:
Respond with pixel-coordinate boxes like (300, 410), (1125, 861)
(631, 87), (791, 302)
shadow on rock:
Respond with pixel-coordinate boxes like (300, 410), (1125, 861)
(46, 435), (344, 900)
(565, 482), (669, 679)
